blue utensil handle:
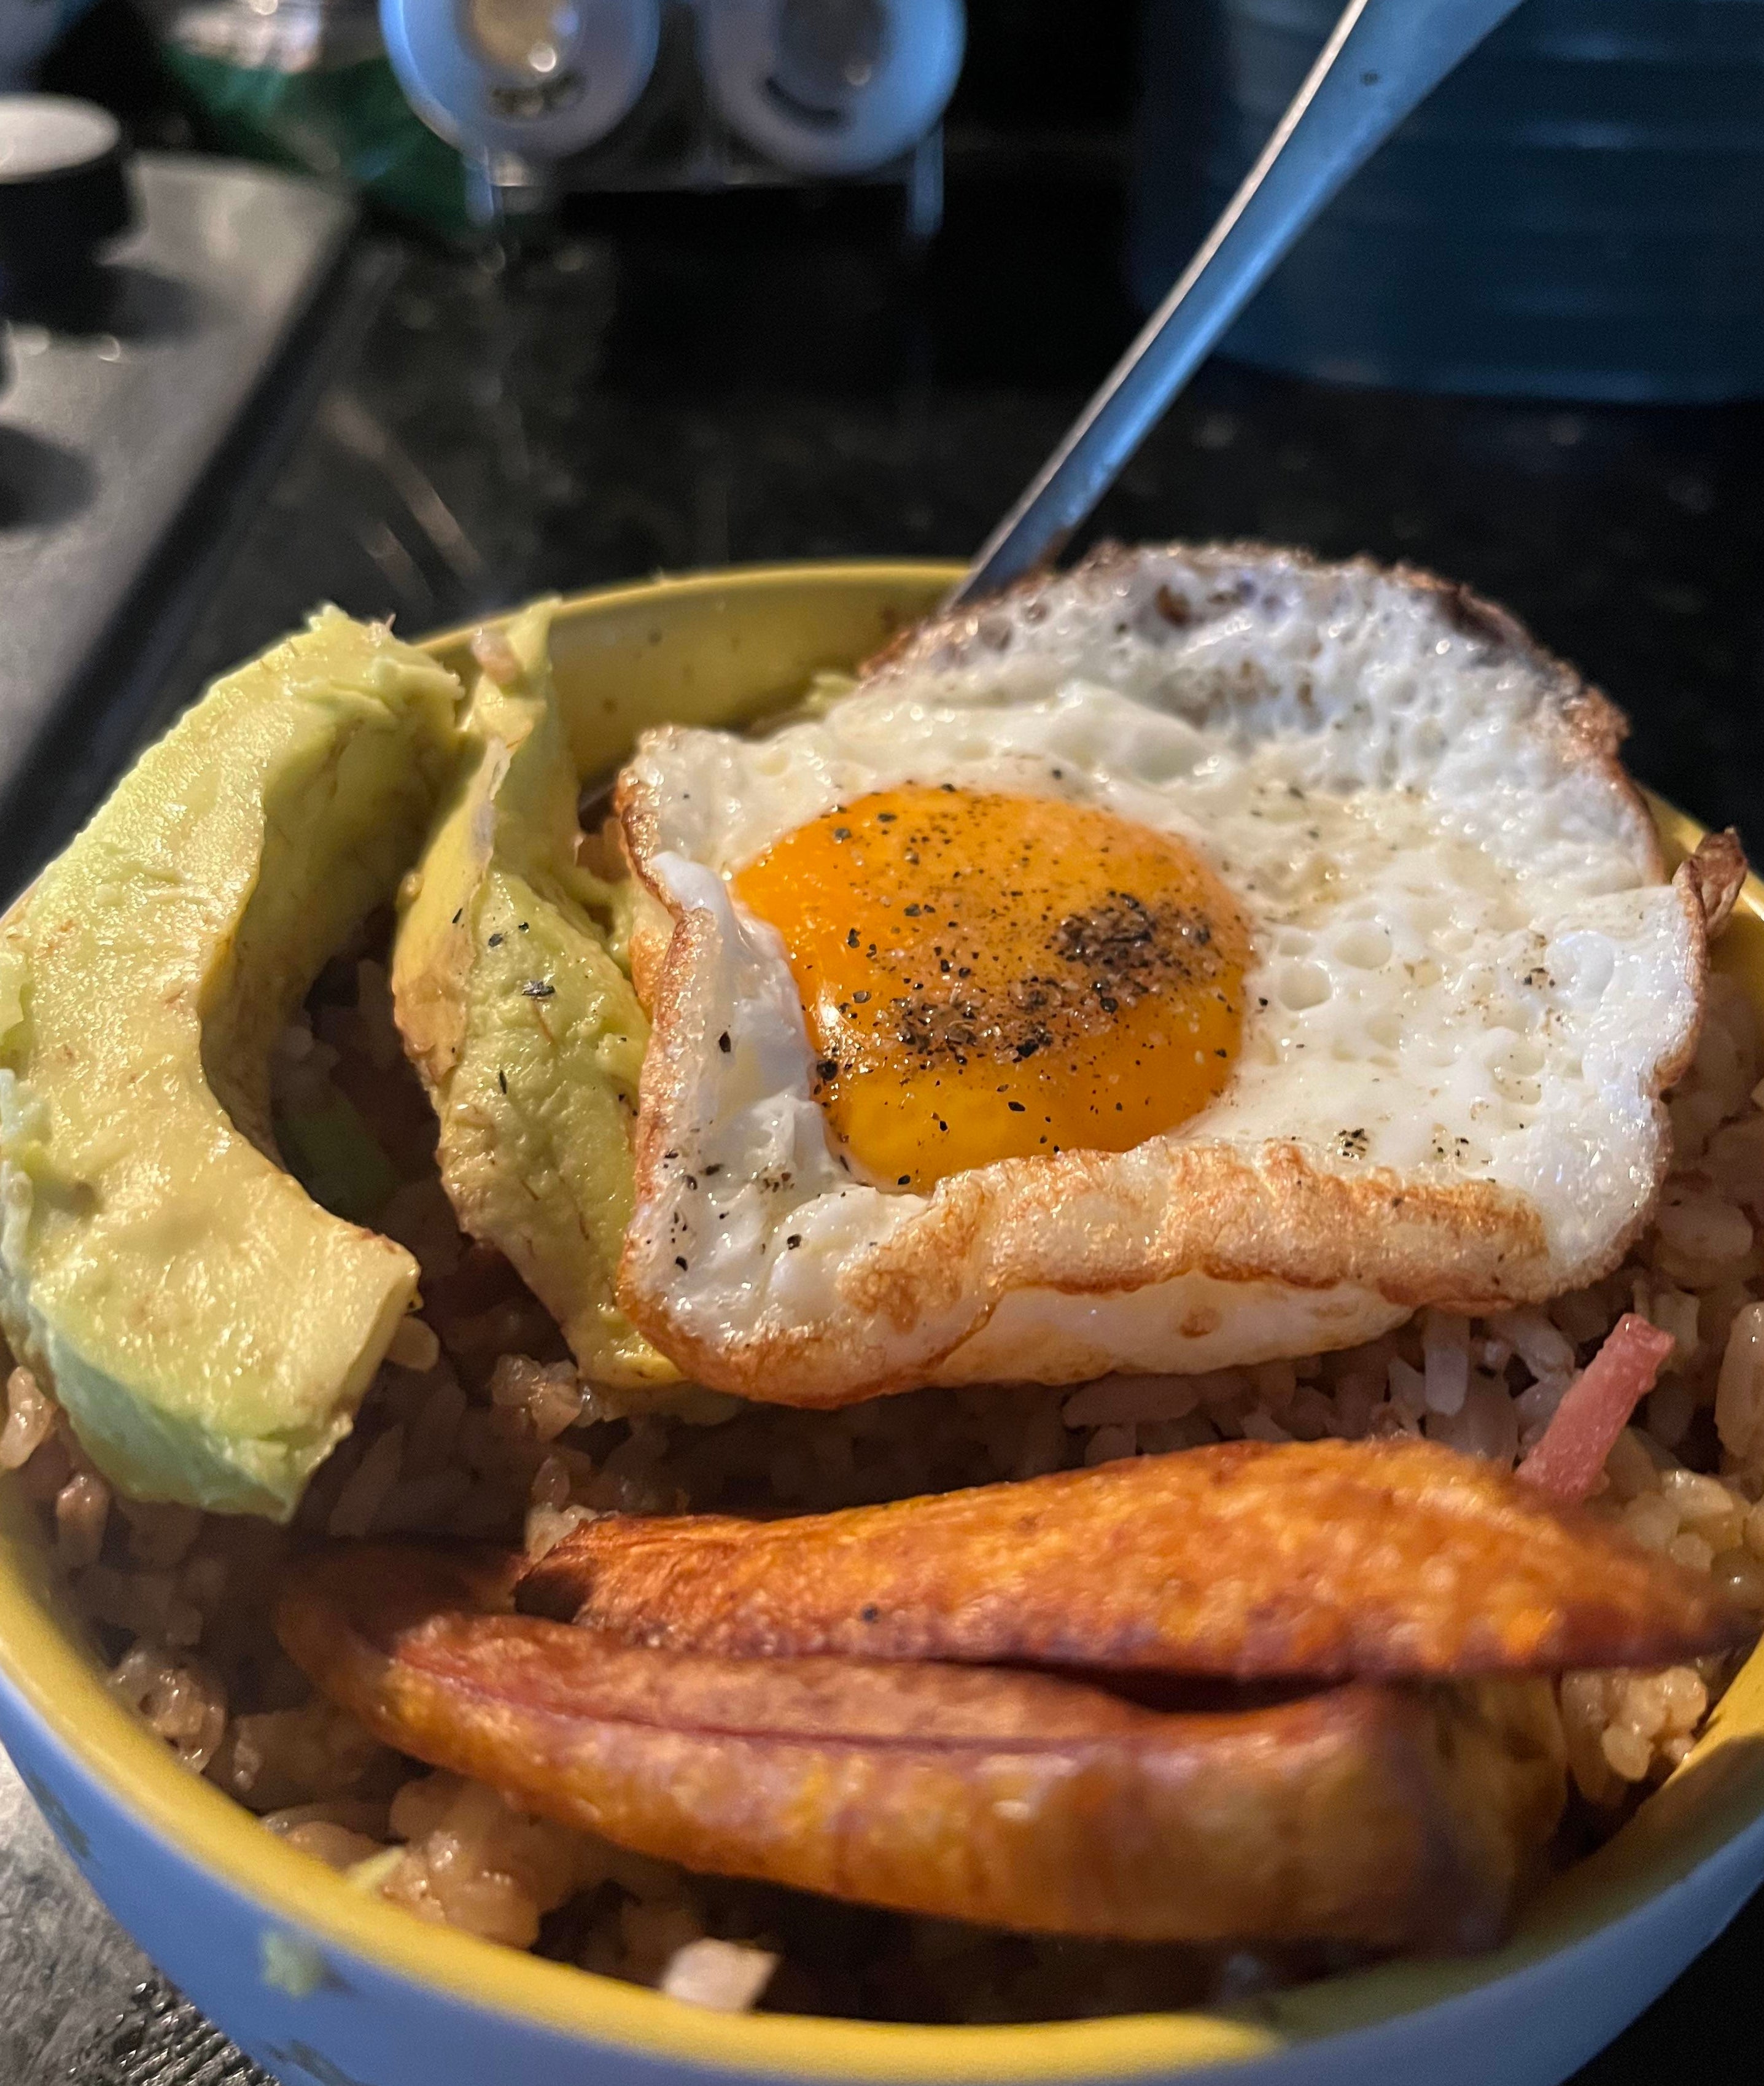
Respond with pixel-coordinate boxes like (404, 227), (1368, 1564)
(953, 0), (1528, 605)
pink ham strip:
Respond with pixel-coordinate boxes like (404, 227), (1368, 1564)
(1515, 1314), (1677, 1504)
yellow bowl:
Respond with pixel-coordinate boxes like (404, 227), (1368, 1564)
(2, 561), (1762, 2086)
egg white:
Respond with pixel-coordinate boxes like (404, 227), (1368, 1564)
(615, 546), (1707, 1404)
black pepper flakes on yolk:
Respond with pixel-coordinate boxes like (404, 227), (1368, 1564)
(730, 785), (1252, 1191)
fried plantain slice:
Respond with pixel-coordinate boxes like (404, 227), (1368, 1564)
(278, 1541), (1565, 1952)
(519, 1438), (1753, 1679)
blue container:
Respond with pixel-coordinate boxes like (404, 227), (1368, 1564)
(1131, 0), (1764, 400)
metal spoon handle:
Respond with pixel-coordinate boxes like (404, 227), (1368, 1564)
(952, 0), (1526, 607)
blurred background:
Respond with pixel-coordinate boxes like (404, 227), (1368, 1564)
(0, 2), (1763, 2078)
(0, 0), (1760, 895)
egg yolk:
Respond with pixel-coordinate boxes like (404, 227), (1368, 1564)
(731, 786), (1251, 1191)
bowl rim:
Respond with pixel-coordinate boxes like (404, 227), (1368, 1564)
(3, 557), (1764, 2082)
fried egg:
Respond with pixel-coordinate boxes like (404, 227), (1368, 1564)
(729, 785), (1254, 1191)
(615, 545), (1714, 1404)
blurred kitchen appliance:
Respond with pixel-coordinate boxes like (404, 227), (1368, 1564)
(0, 133), (385, 894)
(0, 93), (133, 330)
(161, 0), (470, 236)
(1133, 0), (1764, 400)
(379, 0), (964, 232)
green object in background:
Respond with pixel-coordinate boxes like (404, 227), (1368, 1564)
(161, 14), (468, 240)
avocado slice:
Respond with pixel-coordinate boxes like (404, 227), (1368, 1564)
(0, 609), (464, 1519)
(392, 599), (677, 1394)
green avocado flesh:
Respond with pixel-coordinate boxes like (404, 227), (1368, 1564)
(392, 599), (677, 1395)
(0, 609), (464, 1519)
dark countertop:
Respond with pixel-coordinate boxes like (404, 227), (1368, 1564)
(150, 216), (1764, 848)
(11, 192), (1764, 2084)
